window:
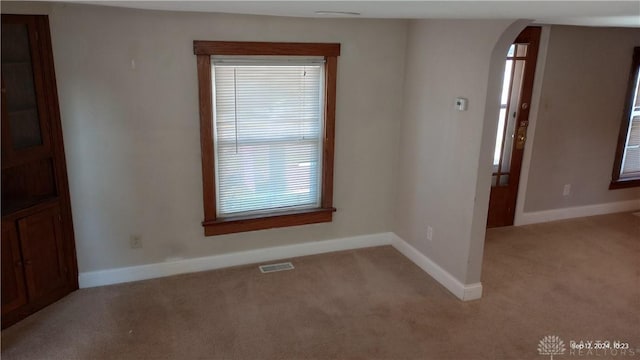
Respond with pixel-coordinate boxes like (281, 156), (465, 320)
(194, 41), (340, 236)
(611, 47), (640, 189)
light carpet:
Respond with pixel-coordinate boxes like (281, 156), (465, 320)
(2, 212), (639, 359)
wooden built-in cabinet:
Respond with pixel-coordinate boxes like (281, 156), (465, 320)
(1, 221), (28, 314)
(1, 14), (78, 329)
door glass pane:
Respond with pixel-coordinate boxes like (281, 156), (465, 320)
(500, 59), (526, 175)
(499, 174), (510, 186)
(494, 107), (507, 167)
(494, 60), (513, 169)
(516, 44), (528, 57)
(500, 60), (513, 104)
(1, 23), (43, 149)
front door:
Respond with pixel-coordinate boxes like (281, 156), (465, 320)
(487, 27), (541, 228)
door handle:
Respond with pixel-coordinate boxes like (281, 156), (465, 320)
(516, 127), (527, 150)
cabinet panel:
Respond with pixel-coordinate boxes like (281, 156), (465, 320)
(1, 221), (28, 315)
(3, 60), (43, 149)
(2, 157), (57, 215)
(17, 205), (67, 301)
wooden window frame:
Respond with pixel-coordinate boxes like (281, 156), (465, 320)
(194, 41), (339, 236)
(610, 47), (640, 189)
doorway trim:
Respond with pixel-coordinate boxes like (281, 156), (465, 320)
(513, 25), (552, 226)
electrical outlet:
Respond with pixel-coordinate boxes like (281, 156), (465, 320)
(427, 226), (433, 241)
(562, 184), (571, 197)
(130, 235), (142, 249)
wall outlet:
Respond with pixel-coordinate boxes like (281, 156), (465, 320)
(562, 184), (571, 197)
(130, 235), (142, 249)
(427, 226), (433, 241)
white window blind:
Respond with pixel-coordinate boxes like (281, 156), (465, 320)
(212, 56), (325, 217)
(620, 73), (640, 178)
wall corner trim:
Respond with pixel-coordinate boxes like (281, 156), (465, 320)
(79, 231), (482, 302)
(514, 199), (640, 226)
(390, 233), (483, 301)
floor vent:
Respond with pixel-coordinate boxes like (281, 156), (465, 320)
(259, 262), (295, 274)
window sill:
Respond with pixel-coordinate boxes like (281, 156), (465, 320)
(202, 207), (336, 236)
(609, 178), (640, 189)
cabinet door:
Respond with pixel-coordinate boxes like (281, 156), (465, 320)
(1, 221), (28, 315)
(17, 205), (67, 301)
(1, 15), (51, 167)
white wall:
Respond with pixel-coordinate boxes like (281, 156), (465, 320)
(2, 3), (408, 272)
(523, 25), (640, 212)
(4, 2), (522, 292)
(15, 2), (626, 293)
(394, 19), (520, 284)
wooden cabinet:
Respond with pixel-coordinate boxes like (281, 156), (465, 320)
(18, 205), (68, 301)
(1, 14), (77, 328)
(1, 222), (28, 314)
(2, 205), (70, 321)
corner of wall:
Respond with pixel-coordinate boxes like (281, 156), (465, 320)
(467, 19), (531, 283)
(390, 233), (482, 301)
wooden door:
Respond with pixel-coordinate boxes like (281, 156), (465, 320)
(17, 205), (68, 302)
(1, 221), (28, 315)
(487, 27), (541, 228)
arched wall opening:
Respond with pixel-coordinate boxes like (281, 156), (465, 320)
(466, 20), (532, 284)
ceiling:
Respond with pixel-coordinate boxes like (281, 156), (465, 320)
(73, 1), (640, 27)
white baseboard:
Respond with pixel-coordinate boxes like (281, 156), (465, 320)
(389, 234), (482, 301)
(515, 199), (640, 226)
(79, 231), (482, 302)
(78, 232), (393, 288)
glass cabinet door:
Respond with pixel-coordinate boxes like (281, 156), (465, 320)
(1, 17), (51, 164)
(1, 16), (57, 214)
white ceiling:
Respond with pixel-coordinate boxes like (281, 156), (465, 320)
(73, 1), (640, 27)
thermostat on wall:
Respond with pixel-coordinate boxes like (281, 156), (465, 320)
(455, 97), (468, 111)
